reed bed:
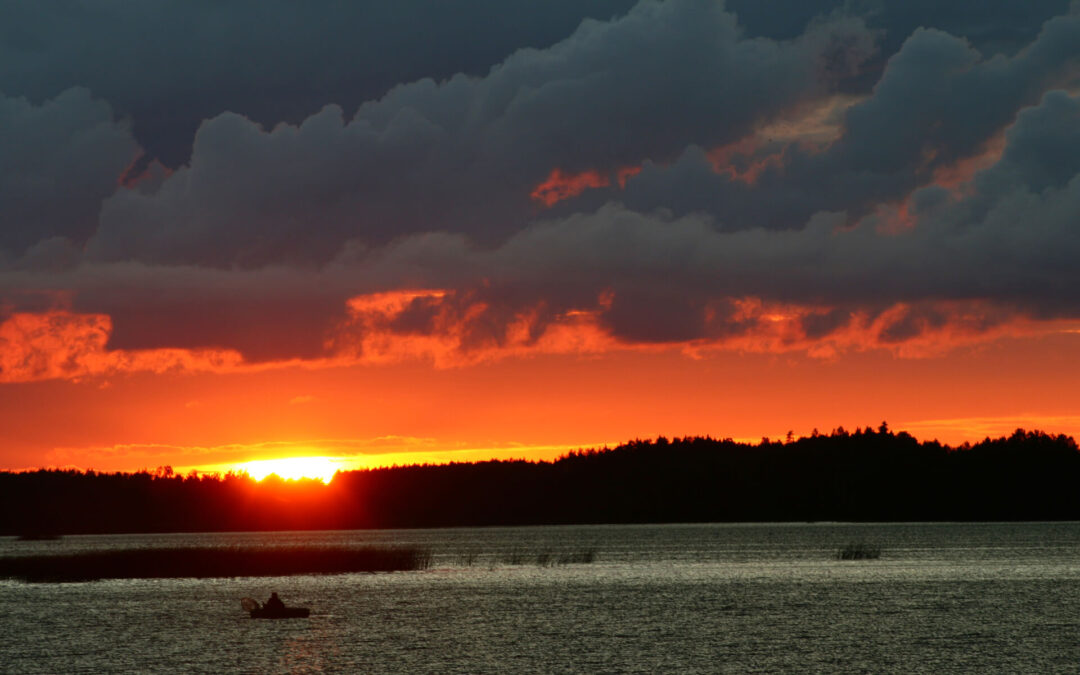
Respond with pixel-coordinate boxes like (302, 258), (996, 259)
(836, 542), (882, 560)
(0, 545), (432, 582)
(472, 548), (598, 567)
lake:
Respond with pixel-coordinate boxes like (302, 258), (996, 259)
(2, 522), (1079, 673)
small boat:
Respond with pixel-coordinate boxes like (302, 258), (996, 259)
(241, 597), (310, 619)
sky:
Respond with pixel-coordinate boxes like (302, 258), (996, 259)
(3, 0), (1080, 475)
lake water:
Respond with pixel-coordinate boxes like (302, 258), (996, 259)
(2, 522), (1079, 673)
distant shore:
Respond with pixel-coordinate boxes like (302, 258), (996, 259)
(2, 427), (1078, 534)
(0, 546), (430, 583)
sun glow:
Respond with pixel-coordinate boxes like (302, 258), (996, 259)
(240, 456), (339, 483)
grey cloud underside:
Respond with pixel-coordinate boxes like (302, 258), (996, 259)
(0, 0), (641, 167)
(0, 88), (136, 255)
(2, 0), (1080, 359)
(616, 15), (1080, 229)
(84, 0), (873, 266)
(1, 0), (1064, 168)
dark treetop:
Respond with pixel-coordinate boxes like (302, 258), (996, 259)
(2, 427), (1078, 534)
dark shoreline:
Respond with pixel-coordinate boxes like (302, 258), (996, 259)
(2, 428), (1078, 534)
(0, 545), (431, 583)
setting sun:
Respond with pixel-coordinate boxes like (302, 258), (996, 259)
(239, 457), (339, 483)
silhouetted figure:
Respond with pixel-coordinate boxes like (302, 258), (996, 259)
(264, 592), (285, 611)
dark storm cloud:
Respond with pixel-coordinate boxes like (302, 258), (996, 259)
(349, 79), (1080, 339)
(84, 0), (874, 267)
(727, 0), (1071, 50)
(542, 85), (1080, 309)
(3, 0), (1080, 368)
(0, 0), (641, 167)
(3, 262), (352, 361)
(618, 12), (1080, 230)
(0, 88), (136, 255)
(1, 0), (1065, 169)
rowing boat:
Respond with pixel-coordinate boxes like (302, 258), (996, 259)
(241, 597), (310, 619)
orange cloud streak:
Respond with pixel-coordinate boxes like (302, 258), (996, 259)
(334, 289), (618, 367)
(931, 132), (1008, 195)
(4, 292), (1076, 385)
(706, 94), (859, 184)
(529, 96), (860, 206)
(335, 290), (1076, 369)
(530, 168), (611, 206)
(0, 311), (244, 383)
(706, 137), (787, 185)
(689, 298), (1078, 360)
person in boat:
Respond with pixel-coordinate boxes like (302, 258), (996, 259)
(264, 592), (285, 611)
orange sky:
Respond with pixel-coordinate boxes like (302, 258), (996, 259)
(3, 327), (1079, 475)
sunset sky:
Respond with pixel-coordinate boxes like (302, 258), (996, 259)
(3, 0), (1080, 476)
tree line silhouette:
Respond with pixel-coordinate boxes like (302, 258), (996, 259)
(2, 426), (1078, 535)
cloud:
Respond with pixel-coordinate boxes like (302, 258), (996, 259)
(84, 0), (875, 267)
(0, 88), (137, 255)
(0, 310), (244, 383)
(614, 13), (1080, 230)
(0, 0), (643, 166)
(3, 262), (356, 361)
(3, 1), (1080, 378)
(2, 0), (1066, 170)
(727, 0), (1072, 56)
(338, 187), (1080, 358)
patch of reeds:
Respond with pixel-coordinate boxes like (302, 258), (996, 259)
(492, 548), (598, 567)
(551, 549), (597, 565)
(0, 545), (432, 583)
(836, 542), (882, 560)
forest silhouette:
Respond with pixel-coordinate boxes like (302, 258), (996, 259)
(2, 426), (1078, 535)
